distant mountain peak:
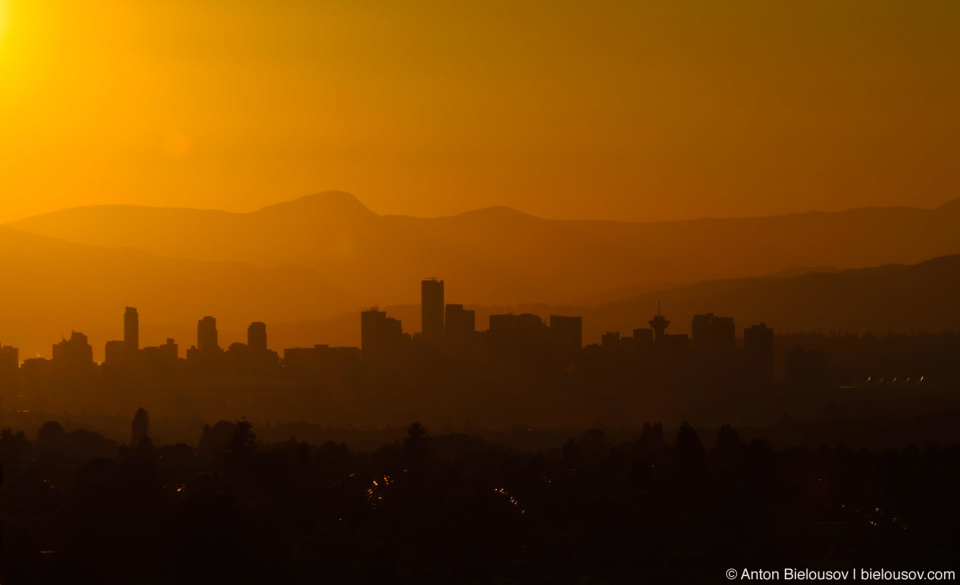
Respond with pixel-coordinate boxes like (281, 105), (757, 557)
(256, 191), (377, 218)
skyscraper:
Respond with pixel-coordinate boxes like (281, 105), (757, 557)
(692, 313), (736, 353)
(248, 322), (268, 352)
(124, 306), (139, 353)
(0, 344), (18, 395)
(421, 278), (444, 342)
(361, 308), (404, 360)
(445, 304), (476, 352)
(197, 316), (219, 352)
(104, 340), (127, 365)
(744, 322), (775, 378)
(52, 332), (95, 371)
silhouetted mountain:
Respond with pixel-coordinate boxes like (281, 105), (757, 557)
(764, 266), (841, 278)
(10, 192), (960, 306)
(0, 226), (354, 360)
(586, 253), (960, 341)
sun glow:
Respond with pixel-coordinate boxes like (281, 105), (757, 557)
(0, 1), (8, 45)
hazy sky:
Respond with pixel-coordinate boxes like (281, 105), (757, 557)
(1, 0), (959, 222)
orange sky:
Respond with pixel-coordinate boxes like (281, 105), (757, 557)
(1, 0), (959, 223)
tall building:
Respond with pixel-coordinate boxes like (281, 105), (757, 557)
(104, 340), (127, 365)
(444, 304), (475, 351)
(124, 307), (139, 353)
(159, 338), (179, 361)
(361, 308), (404, 360)
(248, 322), (268, 352)
(691, 313), (736, 353)
(744, 323), (775, 378)
(601, 331), (621, 348)
(21, 358), (50, 397)
(489, 313), (550, 354)
(284, 345), (360, 382)
(549, 315), (582, 350)
(197, 316), (219, 352)
(633, 328), (654, 343)
(52, 332), (94, 371)
(421, 278), (444, 342)
(0, 344), (18, 395)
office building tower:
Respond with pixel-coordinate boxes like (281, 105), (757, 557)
(197, 316), (220, 352)
(361, 308), (404, 360)
(248, 322), (268, 353)
(692, 313), (736, 353)
(124, 306), (139, 353)
(445, 304), (475, 351)
(744, 323), (775, 378)
(421, 278), (444, 342)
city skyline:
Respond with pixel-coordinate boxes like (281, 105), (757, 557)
(2, 1), (958, 581)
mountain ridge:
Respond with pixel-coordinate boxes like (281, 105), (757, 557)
(9, 191), (960, 307)
(14, 190), (958, 225)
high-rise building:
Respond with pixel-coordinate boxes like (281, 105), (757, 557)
(601, 331), (621, 348)
(21, 358), (50, 397)
(421, 278), (444, 342)
(361, 308), (404, 360)
(104, 340), (127, 365)
(0, 344), (18, 395)
(444, 304), (475, 351)
(52, 332), (95, 371)
(691, 313), (736, 353)
(630, 328), (655, 355)
(488, 313), (550, 354)
(549, 315), (582, 350)
(124, 307), (139, 353)
(248, 322), (268, 352)
(744, 323), (774, 378)
(160, 338), (179, 361)
(633, 328), (654, 343)
(197, 316), (219, 352)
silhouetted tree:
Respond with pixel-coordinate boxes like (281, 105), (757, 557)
(713, 424), (744, 470)
(224, 418), (257, 478)
(560, 438), (580, 469)
(35, 421), (66, 455)
(674, 422), (705, 481)
(197, 420), (238, 459)
(403, 421), (429, 468)
(131, 407), (150, 448)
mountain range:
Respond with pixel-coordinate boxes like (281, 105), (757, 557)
(4, 192), (960, 358)
(11, 191), (960, 307)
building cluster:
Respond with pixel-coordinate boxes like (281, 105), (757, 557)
(360, 279), (585, 361)
(0, 278), (792, 401)
(592, 305), (774, 370)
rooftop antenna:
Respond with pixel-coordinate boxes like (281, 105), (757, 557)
(657, 300), (661, 316)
